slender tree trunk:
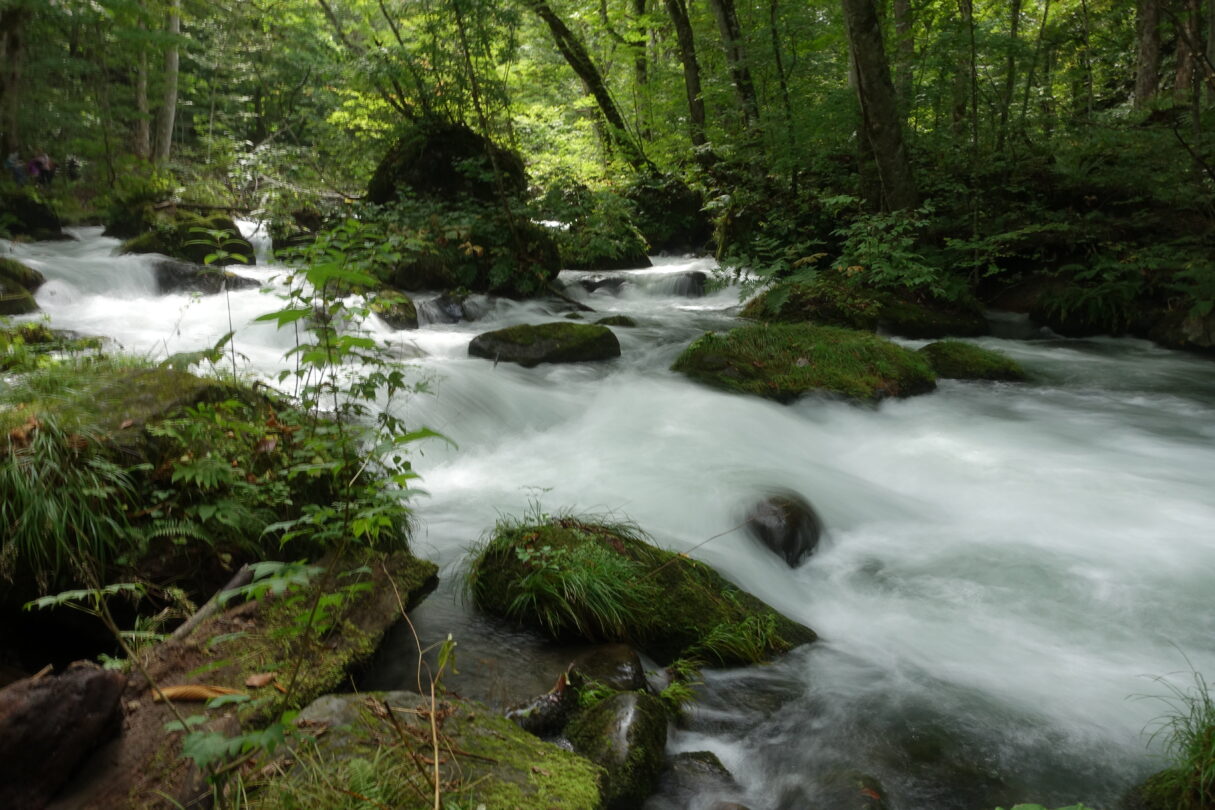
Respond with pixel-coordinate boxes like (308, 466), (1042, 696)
(996, 0), (1023, 152)
(1019, 0), (1051, 132)
(0, 4), (30, 156)
(1207, 0), (1215, 104)
(706, 0), (760, 131)
(1078, 0), (1094, 119)
(892, 0), (914, 109)
(633, 0), (651, 140)
(135, 25), (151, 159)
(768, 0), (795, 153)
(663, 0), (708, 148)
(1135, 0), (1162, 107)
(1174, 0), (1201, 101)
(524, 0), (649, 168)
(841, 0), (918, 211)
(153, 0), (180, 164)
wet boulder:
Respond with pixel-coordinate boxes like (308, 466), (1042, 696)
(876, 293), (988, 339)
(646, 750), (748, 810)
(367, 120), (526, 205)
(368, 289), (418, 330)
(0, 275), (38, 316)
(596, 315), (637, 328)
(0, 188), (63, 240)
(505, 669), (581, 736)
(153, 259), (259, 295)
(0, 662), (126, 810)
(668, 271), (707, 298)
(579, 275), (628, 295)
(121, 211), (255, 267)
(917, 341), (1027, 381)
(571, 644), (648, 693)
(469, 322), (621, 367)
(745, 491), (823, 568)
(672, 323), (937, 404)
(0, 256), (46, 292)
(567, 691), (668, 810)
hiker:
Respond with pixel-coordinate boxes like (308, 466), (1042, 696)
(66, 155), (81, 182)
(4, 152), (24, 184)
(34, 152), (54, 187)
(25, 154), (41, 184)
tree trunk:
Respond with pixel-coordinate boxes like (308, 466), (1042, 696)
(1135, 0), (1162, 107)
(892, 0), (914, 109)
(663, 0), (708, 148)
(1174, 0), (1201, 101)
(135, 22), (151, 160)
(706, 0), (760, 131)
(841, 0), (918, 211)
(996, 0), (1023, 151)
(524, 0), (649, 168)
(768, 0), (795, 153)
(153, 0), (180, 164)
(0, 3), (30, 156)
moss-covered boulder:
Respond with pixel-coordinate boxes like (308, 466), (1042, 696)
(0, 188), (63, 240)
(0, 276), (37, 316)
(467, 515), (816, 665)
(250, 690), (602, 810)
(596, 314), (637, 328)
(0, 257), (46, 292)
(877, 292), (988, 338)
(625, 172), (711, 253)
(468, 322), (621, 367)
(367, 120), (527, 205)
(918, 341), (1027, 381)
(368, 289), (418, 330)
(567, 691), (667, 810)
(672, 323), (937, 403)
(120, 211), (255, 267)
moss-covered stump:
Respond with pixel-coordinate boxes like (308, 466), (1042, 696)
(0, 188), (63, 240)
(245, 690), (602, 810)
(467, 516), (815, 665)
(469, 322), (621, 367)
(567, 691), (668, 810)
(672, 323), (937, 403)
(0, 275), (37, 315)
(120, 211), (255, 267)
(0, 256), (46, 292)
(918, 341), (1027, 381)
(368, 289), (419, 330)
(42, 554), (439, 810)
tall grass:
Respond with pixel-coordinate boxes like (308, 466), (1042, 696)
(1146, 668), (1215, 809)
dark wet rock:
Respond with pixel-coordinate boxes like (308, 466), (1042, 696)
(673, 323), (937, 404)
(565, 311), (586, 320)
(579, 275), (629, 294)
(367, 120), (527, 205)
(746, 490), (822, 568)
(0, 256), (46, 292)
(152, 259), (259, 295)
(596, 314), (637, 327)
(469, 322), (621, 367)
(668, 271), (707, 298)
(368, 289), (418, 330)
(917, 341), (1027, 381)
(646, 750), (745, 810)
(0, 275), (37, 315)
(571, 644), (648, 693)
(506, 670), (581, 736)
(816, 770), (890, 810)
(567, 691), (668, 810)
(625, 172), (711, 253)
(0, 662), (125, 810)
(0, 188), (63, 240)
(877, 294), (988, 339)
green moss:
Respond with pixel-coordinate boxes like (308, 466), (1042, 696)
(672, 323), (937, 403)
(0, 257), (46, 291)
(468, 322), (621, 367)
(0, 276), (37, 316)
(566, 692), (666, 809)
(368, 290), (418, 330)
(741, 279), (882, 330)
(467, 515), (815, 665)
(918, 341), (1027, 381)
(876, 292), (988, 338)
(596, 315), (637, 327)
(120, 211), (255, 266)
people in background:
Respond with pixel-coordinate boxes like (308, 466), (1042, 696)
(33, 152), (55, 187)
(3, 151), (23, 184)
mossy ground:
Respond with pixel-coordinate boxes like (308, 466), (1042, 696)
(467, 515), (815, 665)
(672, 322), (936, 403)
(247, 691), (602, 810)
(918, 340), (1027, 381)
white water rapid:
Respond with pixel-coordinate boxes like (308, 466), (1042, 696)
(5, 227), (1214, 809)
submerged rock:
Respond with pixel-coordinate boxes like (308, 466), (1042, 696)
(646, 750), (748, 810)
(567, 691), (668, 810)
(469, 322), (621, 367)
(0, 662), (125, 810)
(368, 289), (418, 330)
(745, 490), (823, 568)
(917, 340), (1027, 381)
(672, 323), (937, 403)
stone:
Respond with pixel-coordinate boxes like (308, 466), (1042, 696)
(571, 644), (648, 693)
(120, 212), (255, 267)
(0, 662), (126, 810)
(579, 275), (628, 294)
(917, 341), (1027, 381)
(567, 691), (668, 810)
(368, 290), (418, 330)
(646, 751), (747, 810)
(0, 256), (46, 292)
(152, 259), (259, 295)
(367, 120), (527, 205)
(505, 670), (581, 736)
(0, 189), (63, 240)
(469, 322), (621, 367)
(745, 491), (822, 568)
(596, 315), (637, 327)
(669, 271), (707, 297)
(0, 275), (37, 316)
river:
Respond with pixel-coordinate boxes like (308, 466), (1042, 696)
(5, 226), (1215, 809)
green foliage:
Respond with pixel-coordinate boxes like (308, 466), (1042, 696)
(1141, 668), (1215, 810)
(537, 179), (649, 270)
(101, 166), (176, 239)
(832, 202), (963, 300)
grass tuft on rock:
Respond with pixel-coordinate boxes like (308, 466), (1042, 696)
(466, 514), (815, 665)
(917, 340), (1027, 381)
(672, 322), (936, 403)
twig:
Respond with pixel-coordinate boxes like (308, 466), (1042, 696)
(169, 564), (252, 643)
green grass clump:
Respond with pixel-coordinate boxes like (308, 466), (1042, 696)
(1142, 670), (1215, 810)
(466, 514), (815, 665)
(672, 322), (936, 403)
(918, 340), (1027, 381)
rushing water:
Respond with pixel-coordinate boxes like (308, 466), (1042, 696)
(5, 227), (1215, 809)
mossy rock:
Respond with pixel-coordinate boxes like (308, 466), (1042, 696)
(741, 279), (883, 330)
(876, 291), (988, 338)
(368, 289), (419, 330)
(917, 341), (1027, 381)
(367, 119), (527, 205)
(625, 172), (711, 253)
(0, 257), (46, 292)
(0, 188), (63, 239)
(252, 690), (602, 810)
(120, 211), (255, 267)
(468, 322), (621, 367)
(596, 314), (637, 327)
(672, 323), (937, 403)
(566, 691), (667, 810)
(0, 276), (37, 316)
(152, 259), (259, 295)
(467, 516), (816, 665)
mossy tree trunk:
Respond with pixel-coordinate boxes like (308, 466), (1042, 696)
(663, 0), (708, 149)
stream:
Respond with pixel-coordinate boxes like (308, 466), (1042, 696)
(5, 226), (1215, 809)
